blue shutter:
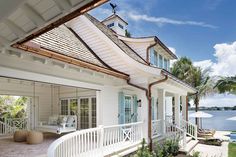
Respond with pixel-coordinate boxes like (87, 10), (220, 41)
(118, 92), (125, 124)
(132, 95), (138, 122)
(151, 97), (155, 120)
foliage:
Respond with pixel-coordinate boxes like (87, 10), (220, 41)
(171, 57), (215, 126)
(153, 138), (180, 157)
(134, 138), (153, 157)
(125, 29), (131, 37)
(214, 76), (236, 94)
(0, 95), (28, 119)
(228, 142), (236, 157)
(191, 151), (200, 157)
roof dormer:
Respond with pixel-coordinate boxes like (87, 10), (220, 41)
(102, 14), (128, 36)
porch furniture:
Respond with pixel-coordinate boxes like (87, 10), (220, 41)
(198, 129), (215, 137)
(13, 130), (28, 142)
(27, 131), (43, 144)
(37, 115), (77, 134)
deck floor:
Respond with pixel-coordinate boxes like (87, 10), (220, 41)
(0, 133), (60, 157)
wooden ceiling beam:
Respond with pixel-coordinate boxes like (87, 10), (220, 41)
(15, 0), (108, 45)
(12, 43), (130, 80)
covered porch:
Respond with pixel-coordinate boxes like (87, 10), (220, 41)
(150, 77), (198, 153)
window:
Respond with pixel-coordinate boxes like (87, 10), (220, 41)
(118, 23), (124, 29)
(150, 48), (158, 66)
(124, 96), (132, 123)
(61, 99), (69, 115)
(91, 98), (96, 128)
(158, 54), (163, 68)
(164, 58), (168, 70)
(107, 23), (114, 28)
(167, 60), (170, 71)
(70, 99), (78, 115)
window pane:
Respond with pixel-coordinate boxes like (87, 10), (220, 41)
(70, 99), (78, 115)
(164, 58), (168, 70)
(80, 98), (89, 129)
(150, 48), (158, 66)
(124, 96), (132, 123)
(158, 55), (163, 68)
(61, 100), (68, 115)
(91, 98), (96, 128)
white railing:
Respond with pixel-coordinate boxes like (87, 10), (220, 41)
(152, 119), (162, 138)
(0, 121), (14, 135)
(48, 121), (143, 157)
(5, 118), (28, 131)
(165, 115), (173, 124)
(181, 119), (197, 140)
(165, 120), (186, 149)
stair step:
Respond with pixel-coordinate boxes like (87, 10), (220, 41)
(180, 140), (199, 155)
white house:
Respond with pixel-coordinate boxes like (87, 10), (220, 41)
(0, 1), (198, 156)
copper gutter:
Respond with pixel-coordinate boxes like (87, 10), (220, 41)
(13, 44), (129, 80)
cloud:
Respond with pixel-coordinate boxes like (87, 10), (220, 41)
(189, 94), (236, 107)
(90, 2), (217, 29)
(128, 13), (217, 29)
(168, 47), (178, 67)
(194, 41), (236, 76)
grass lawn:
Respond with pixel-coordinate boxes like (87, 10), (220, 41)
(228, 143), (236, 157)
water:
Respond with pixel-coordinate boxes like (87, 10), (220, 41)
(188, 110), (236, 131)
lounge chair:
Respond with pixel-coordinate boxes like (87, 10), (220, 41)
(198, 128), (215, 137)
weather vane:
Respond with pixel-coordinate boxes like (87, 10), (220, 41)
(110, 3), (117, 14)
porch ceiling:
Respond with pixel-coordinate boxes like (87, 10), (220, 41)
(0, 0), (107, 49)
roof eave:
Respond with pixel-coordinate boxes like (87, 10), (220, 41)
(161, 69), (197, 93)
(154, 36), (178, 60)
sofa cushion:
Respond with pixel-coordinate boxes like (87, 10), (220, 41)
(66, 116), (75, 127)
(58, 116), (67, 125)
(48, 116), (58, 125)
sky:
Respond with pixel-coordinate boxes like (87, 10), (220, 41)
(90, 0), (236, 107)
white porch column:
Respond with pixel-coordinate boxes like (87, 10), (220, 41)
(181, 95), (187, 121)
(157, 89), (165, 134)
(174, 94), (180, 126)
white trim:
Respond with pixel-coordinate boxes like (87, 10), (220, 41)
(118, 35), (155, 43)
(0, 66), (103, 90)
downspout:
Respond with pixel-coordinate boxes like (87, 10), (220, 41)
(147, 73), (168, 150)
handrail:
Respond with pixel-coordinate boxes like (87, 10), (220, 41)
(48, 121), (143, 157)
(181, 119), (197, 140)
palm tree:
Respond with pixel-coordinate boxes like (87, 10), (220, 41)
(172, 57), (215, 126)
(214, 76), (236, 94)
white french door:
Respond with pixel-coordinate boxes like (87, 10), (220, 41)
(60, 97), (96, 130)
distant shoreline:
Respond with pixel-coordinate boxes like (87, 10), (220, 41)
(189, 106), (236, 111)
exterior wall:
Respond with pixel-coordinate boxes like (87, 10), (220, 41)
(124, 41), (154, 62)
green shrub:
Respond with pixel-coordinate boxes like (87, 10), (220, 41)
(153, 137), (180, 157)
(134, 138), (153, 157)
(192, 151), (200, 157)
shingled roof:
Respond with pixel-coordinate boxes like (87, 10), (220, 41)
(31, 25), (109, 68)
(84, 13), (148, 65)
